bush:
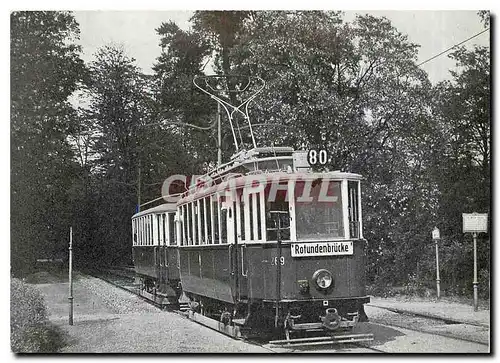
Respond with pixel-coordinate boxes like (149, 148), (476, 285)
(10, 278), (65, 353)
(478, 269), (490, 300)
(402, 273), (433, 298)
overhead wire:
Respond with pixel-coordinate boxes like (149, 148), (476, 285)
(416, 27), (489, 67)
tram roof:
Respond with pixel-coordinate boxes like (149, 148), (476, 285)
(132, 203), (177, 218)
(178, 171), (363, 204)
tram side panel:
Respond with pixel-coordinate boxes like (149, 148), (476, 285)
(132, 246), (156, 278)
(166, 246), (180, 280)
(179, 246), (234, 304)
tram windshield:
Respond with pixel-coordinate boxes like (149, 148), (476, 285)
(294, 180), (344, 240)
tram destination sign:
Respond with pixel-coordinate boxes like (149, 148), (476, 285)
(462, 213), (488, 233)
(291, 241), (353, 257)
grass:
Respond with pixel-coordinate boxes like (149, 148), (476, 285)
(11, 278), (67, 353)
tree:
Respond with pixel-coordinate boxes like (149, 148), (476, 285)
(153, 20), (218, 169)
(11, 11), (86, 275)
(81, 45), (153, 265)
(431, 43), (490, 295)
(225, 11), (436, 283)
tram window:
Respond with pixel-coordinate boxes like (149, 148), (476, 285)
(162, 214), (167, 245)
(205, 197), (212, 244)
(185, 204), (189, 245)
(141, 217), (144, 246)
(213, 198), (220, 244)
(168, 213), (176, 245)
(157, 214), (161, 245)
(151, 215), (154, 245)
(248, 194), (254, 241)
(220, 207), (228, 244)
(199, 200), (205, 244)
(294, 180), (344, 240)
(257, 193), (262, 240)
(186, 204), (191, 245)
(182, 207), (185, 246)
(150, 215), (152, 245)
(193, 202), (198, 245)
(132, 220), (136, 246)
(265, 187), (290, 241)
(146, 216), (150, 245)
(142, 217), (145, 246)
(233, 201), (238, 244)
(239, 192), (245, 241)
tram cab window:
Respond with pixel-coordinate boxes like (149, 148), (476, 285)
(294, 179), (344, 240)
(348, 181), (360, 239)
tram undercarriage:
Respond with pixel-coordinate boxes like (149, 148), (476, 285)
(184, 292), (373, 345)
(137, 275), (181, 307)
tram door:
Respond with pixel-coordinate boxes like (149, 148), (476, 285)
(226, 201), (240, 302)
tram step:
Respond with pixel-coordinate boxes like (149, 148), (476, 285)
(269, 333), (374, 347)
(232, 319), (246, 326)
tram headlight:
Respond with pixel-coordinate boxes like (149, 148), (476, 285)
(312, 269), (333, 290)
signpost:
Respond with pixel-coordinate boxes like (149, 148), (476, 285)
(462, 213), (488, 312)
(432, 227), (441, 300)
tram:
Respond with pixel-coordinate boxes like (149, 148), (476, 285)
(132, 75), (372, 343)
(131, 203), (181, 306)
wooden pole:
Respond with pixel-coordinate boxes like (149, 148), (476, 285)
(68, 226), (74, 325)
(217, 103), (222, 166)
(137, 159), (141, 213)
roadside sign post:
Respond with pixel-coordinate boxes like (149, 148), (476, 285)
(472, 232), (478, 312)
(432, 227), (441, 300)
(69, 226), (74, 325)
(462, 213), (488, 312)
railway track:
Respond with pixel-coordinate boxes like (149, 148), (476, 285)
(85, 268), (487, 353)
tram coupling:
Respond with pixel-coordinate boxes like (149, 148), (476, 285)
(270, 309), (374, 347)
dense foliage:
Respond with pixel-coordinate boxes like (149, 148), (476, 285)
(11, 11), (490, 298)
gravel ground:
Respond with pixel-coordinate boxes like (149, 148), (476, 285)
(365, 304), (490, 345)
(33, 275), (489, 353)
(36, 275), (270, 353)
(369, 297), (490, 327)
(76, 276), (159, 314)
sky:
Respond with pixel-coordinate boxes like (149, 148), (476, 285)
(72, 10), (490, 84)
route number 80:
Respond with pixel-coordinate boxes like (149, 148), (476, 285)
(307, 149), (328, 166)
